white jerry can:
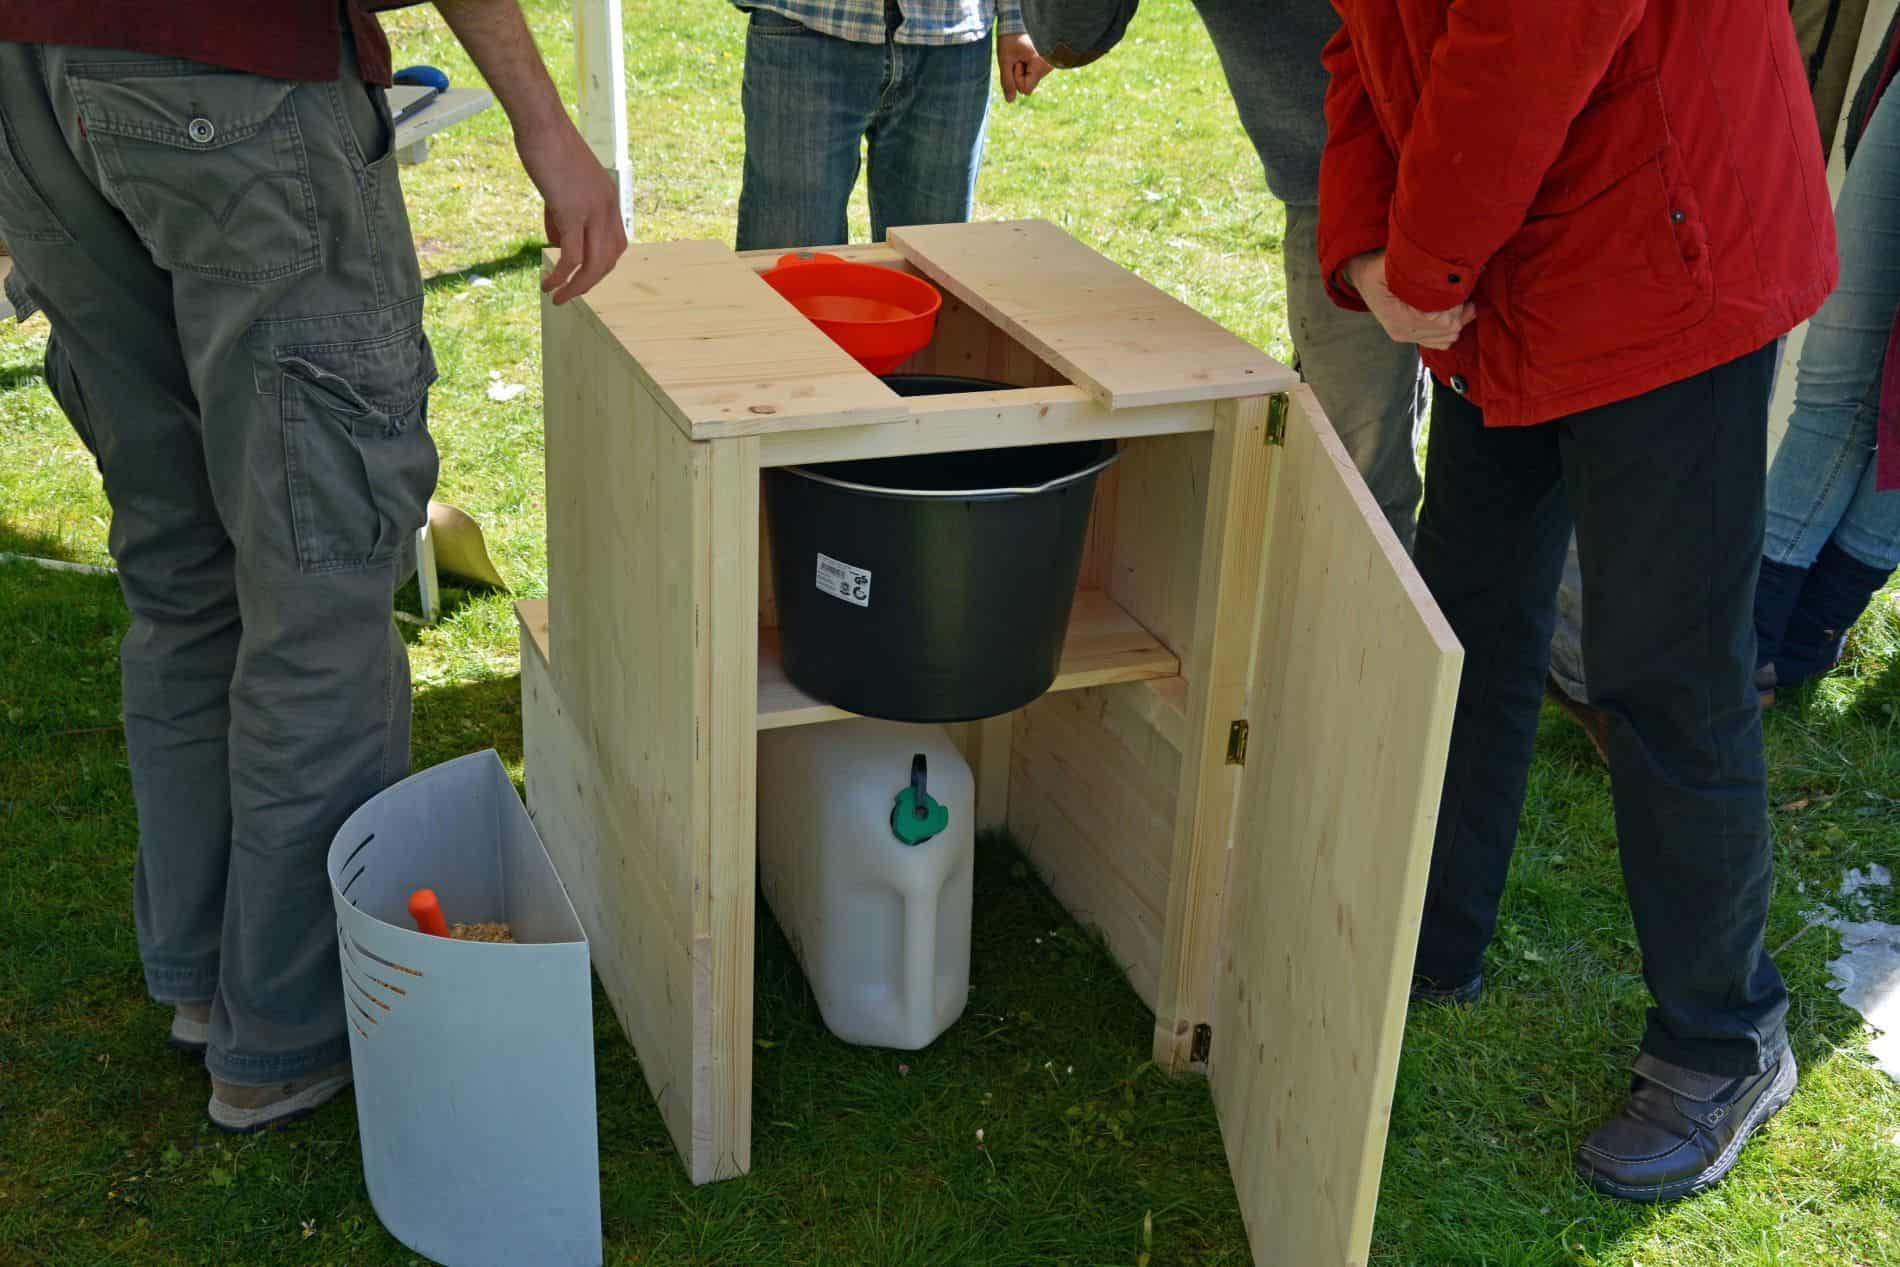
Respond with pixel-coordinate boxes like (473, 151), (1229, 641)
(757, 720), (976, 1049)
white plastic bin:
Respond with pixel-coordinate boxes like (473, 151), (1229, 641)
(757, 720), (975, 1049)
(326, 750), (601, 1267)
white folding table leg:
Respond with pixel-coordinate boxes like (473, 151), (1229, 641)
(415, 522), (440, 623)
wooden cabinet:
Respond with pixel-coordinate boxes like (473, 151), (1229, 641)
(518, 220), (1462, 1265)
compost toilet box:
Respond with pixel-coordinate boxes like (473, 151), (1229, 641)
(519, 219), (1464, 1266)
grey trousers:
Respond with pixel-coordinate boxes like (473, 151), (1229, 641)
(0, 41), (436, 1082)
(1187, 0), (1426, 548)
(1282, 200), (1426, 548)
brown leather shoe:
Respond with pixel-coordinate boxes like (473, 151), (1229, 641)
(1545, 674), (1611, 764)
(168, 1001), (211, 1055)
(209, 1061), (353, 1133)
(1576, 1047), (1796, 1202)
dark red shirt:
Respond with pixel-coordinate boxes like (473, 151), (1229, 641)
(0, 2), (402, 85)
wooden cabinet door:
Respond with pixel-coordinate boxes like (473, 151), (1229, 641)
(1211, 386), (1462, 1266)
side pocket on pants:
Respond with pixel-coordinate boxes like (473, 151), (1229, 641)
(277, 320), (438, 573)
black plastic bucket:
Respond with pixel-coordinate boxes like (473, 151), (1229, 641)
(763, 375), (1119, 723)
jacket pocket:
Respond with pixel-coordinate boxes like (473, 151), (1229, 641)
(1505, 73), (1713, 373)
(278, 321), (439, 573)
(66, 63), (320, 283)
(0, 112), (71, 244)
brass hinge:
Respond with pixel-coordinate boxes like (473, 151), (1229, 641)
(1191, 1023), (1213, 1064)
(1265, 392), (1289, 446)
(1225, 720), (1249, 765)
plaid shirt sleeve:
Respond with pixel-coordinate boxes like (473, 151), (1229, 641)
(995, 0), (1025, 36)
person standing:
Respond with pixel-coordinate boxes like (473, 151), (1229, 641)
(1322, 0), (1835, 1201)
(0, 0), (626, 1131)
(733, 0), (1053, 252)
(1018, 0), (1429, 547)
(1756, 12), (1900, 702)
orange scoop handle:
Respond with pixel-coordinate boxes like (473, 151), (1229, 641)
(407, 888), (450, 938)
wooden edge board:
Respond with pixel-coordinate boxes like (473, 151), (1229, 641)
(888, 221), (1299, 410)
(517, 597), (550, 663)
(758, 390), (1216, 467)
(552, 240), (909, 440)
(758, 590), (1180, 729)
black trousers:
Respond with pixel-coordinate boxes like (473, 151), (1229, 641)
(1413, 344), (1789, 1076)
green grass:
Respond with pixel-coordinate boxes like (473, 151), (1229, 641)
(2, 1), (1898, 1263)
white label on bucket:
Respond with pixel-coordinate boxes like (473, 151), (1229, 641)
(816, 553), (872, 608)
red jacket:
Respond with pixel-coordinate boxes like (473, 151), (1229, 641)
(1318, 1), (1839, 428)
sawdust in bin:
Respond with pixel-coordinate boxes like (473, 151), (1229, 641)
(450, 921), (516, 943)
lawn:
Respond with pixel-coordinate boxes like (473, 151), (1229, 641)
(3, 1), (1899, 1264)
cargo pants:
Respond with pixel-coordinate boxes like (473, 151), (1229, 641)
(0, 38), (435, 1083)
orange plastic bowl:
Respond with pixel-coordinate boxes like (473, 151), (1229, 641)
(761, 253), (944, 374)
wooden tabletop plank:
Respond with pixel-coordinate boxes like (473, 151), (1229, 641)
(888, 221), (1298, 410)
(564, 241), (908, 439)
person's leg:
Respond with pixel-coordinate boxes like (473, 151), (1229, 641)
(0, 45), (235, 1019)
(1564, 345), (1794, 1201)
(1281, 201), (1426, 548)
(1184, 0), (1425, 545)
(865, 33), (991, 240)
(38, 38), (437, 1099)
(1562, 343), (1787, 1076)
(1758, 86), (1900, 666)
(736, 13), (881, 250)
(1410, 386), (1569, 989)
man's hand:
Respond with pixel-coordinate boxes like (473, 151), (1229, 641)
(517, 122), (626, 305)
(1344, 251), (1474, 350)
(435, 0), (628, 303)
(998, 32), (1054, 102)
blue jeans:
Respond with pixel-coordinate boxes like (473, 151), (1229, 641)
(736, 9), (992, 250)
(1764, 84), (1900, 574)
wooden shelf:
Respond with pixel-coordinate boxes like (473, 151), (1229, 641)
(516, 592), (1180, 734)
(756, 589), (1178, 729)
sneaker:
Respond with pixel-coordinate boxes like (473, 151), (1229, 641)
(168, 1001), (211, 1056)
(208, 1061), (353, 1134)
(1576, 1046), (1797, 1202)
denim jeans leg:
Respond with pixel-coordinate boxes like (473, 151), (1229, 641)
(1411, 388), (1571, 983)
(1564, 345), (1787, 1076)
(1282, 201), (1426, 549)
(736, 14), (883, 251)
(1765, 88), (1900, 569)
(865, 35), (991, 240)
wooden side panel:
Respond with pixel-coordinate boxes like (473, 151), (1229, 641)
(1007, 684), (1183, 1009)
(889, 221), (1299, 408)
(1212, 386), (1461, 1267)
(702, 438), (760, 1178)
(1149, 401), (1273, 1071)
(540, 293), (753, 1182)
(566, 241), (906, 438)
(1106, 433), (1213, 661)
(520, 619), (699, 1165)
